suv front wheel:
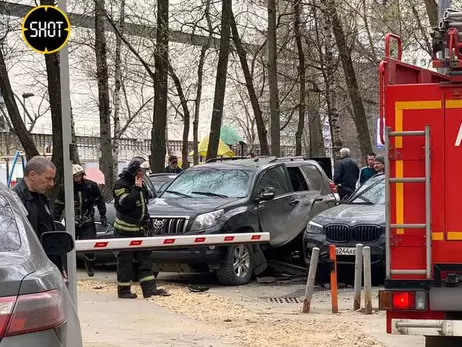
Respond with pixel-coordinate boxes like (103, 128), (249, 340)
(216, 244), (254, 286)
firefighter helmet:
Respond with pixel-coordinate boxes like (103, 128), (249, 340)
(72, 164), (85, 176)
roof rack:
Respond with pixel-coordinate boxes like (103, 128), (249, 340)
(272, 156), (311, 162)
(205, 156), (246, 163)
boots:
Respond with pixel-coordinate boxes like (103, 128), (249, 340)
(85, 259), (95, 277)
(140, 280), (170, 298)
(117, 285), (137, 299)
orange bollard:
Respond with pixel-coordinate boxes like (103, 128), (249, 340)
(329, 244), (338, 313)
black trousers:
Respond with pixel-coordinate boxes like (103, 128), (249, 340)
(76, 223), (97, 263)
(114, 229), (155, 286)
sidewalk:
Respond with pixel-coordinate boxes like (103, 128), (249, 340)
(78, 291), (240, 347)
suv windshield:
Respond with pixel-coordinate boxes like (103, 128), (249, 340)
(349, 175), (385, 205)
(161, 168), (254, 198)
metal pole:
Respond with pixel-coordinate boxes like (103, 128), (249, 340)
(384, 126), (391, 279)
(58, 0), (77, 307)
(302, 247), (319, 314)
(425, 125), (432, 279)
(353, 244), (364, 311)
(363, 246), (373, 314)
(329, 245), (338, 314)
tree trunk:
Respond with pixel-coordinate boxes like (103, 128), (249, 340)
(70, 106), (80, 164)
(0, 49), (39, 159)
(424, 0), (438, 27)
(267, 0), (280, 157)
(95, 0), (114, 198)
(193, 0), (213, 165)
(230, 10), (269, 155)
(320, 5), (342, 161)
(112, 0), (125, 179)
(151, 0), (169, 172)
(327, 0), (372, 157)
(308, 93), (325, 157)
(168, 64), (190, 169)
(294, 0), (305, 156)
(206, 0), (232, 160)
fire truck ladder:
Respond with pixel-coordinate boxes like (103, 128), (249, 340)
(384, 125), (432, 280)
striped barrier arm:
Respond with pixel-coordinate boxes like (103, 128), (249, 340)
(74, 232), (270, 252)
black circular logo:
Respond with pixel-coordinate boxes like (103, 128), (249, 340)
(21, 5), (70, 54)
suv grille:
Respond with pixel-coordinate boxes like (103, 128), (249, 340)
(325, 224), (382, 243)
(352, 225), (382, 242)
(150, 217), (188, 234)
(325, 225), (349, 242)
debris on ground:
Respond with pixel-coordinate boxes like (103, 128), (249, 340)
(78, 279), (384, 347)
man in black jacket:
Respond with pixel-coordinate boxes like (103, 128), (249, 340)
(113, 156), (169, 299)
(334, 148), (360, 200)
(53, 164), (107, 277)
(13, 156), (64, 272)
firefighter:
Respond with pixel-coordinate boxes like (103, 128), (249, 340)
(53, 164), (107, 277)
(113, 156), (169, 299)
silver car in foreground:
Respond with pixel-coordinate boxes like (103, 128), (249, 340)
(0, 185), (82, 347)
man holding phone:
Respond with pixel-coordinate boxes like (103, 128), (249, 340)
(113, 156), (169, 299)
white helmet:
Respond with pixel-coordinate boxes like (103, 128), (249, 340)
(72, 164), (85, 176)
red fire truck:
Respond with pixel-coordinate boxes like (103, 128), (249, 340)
(378, 10), (462, 346)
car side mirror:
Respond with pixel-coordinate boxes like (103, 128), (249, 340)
(258, 187), (275, 201)
(41, 231), (74, 255)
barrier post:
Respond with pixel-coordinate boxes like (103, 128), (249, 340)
(329, 244), (338, 313)
(354, 243), (364, 311)
(363, 246), (373, 314)
(302, 247), (319, 313)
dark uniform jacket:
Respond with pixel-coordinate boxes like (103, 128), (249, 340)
(113, 173), (150, 233)
(13, 179), (56, 239)
(53, 179), (106, 227)
(334, 156), (360, 192)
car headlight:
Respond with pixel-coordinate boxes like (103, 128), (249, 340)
(191, 209), (224, 231)
(306, 220), (323, 234)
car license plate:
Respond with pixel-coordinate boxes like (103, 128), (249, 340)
(336, 247), (356, 256)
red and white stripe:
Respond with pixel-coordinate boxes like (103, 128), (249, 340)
(75, 232), (270, 252)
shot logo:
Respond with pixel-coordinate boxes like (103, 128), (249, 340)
(21, 6), (70, 54)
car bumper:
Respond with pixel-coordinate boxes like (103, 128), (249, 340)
(0, 329), (65, 347)
(303, 232), (385, 266)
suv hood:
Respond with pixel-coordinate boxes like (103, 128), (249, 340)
(312, 203), (385, 225)
(148, 197), (242, 217)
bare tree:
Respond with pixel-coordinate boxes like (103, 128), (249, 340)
(112, 0), (125, 180)
(230, 9), (270, 155)
(206, 0), (232, 160)
(267, 0), (281, 156)
(95, 0), (114, 197)
(293, 0), (305, 156)
(151, 0), (169, 172)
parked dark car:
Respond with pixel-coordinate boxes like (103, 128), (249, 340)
(1, 184), (82, 346)
(303, 173), (385, 281)
(144, 156), (337, 285)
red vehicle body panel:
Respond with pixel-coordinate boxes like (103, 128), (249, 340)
(381, 45), (462, 332)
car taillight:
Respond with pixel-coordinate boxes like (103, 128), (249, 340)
(0, 289), (65, 338)
(329, 181), (337, 193)
(379, 290), (426, 311)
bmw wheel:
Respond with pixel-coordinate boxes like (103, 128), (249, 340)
(217, 244), (254, 286)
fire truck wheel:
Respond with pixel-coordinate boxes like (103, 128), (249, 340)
(425, 336), (462, 347)
(216, 244), (254, 286)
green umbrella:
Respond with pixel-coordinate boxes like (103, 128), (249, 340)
(220, 124), (243, 145)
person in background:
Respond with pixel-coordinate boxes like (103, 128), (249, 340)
(165, 155), (183, 173)
(358, 152), (377, 187)
(53, 164), (107, 277)
(333, 148), (360, 200)
(113, 156), (169, 299)
(13, 156), (64, 272)
(374, 155), (385, 174)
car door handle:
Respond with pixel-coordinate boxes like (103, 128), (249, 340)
(313, 197), (323, 203)
(289, 199), (300, 205)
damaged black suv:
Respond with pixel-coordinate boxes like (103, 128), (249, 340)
(147, 156), (337, 285)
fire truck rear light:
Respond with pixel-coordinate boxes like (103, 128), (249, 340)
(2, 290), (65, 337)
(378, 290), (393, 310)
(392, 291), (415, 310)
